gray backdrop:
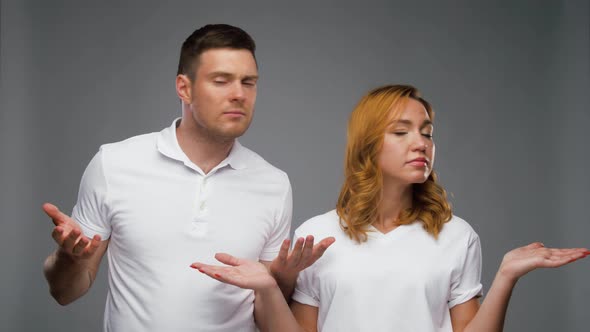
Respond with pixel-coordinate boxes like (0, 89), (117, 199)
(2, 0), (589, 331)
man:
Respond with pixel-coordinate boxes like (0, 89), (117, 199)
(43, 24), (333, 332)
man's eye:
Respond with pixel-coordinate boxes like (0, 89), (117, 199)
(422, 133), (433, 139)
(243, 81), (256, 86)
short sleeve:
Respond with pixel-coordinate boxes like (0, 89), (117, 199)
(71, 148), (111, 240)
(448, 233), (483, 308)
(291, 229), (320, 307)
(259, 177), (292, 261)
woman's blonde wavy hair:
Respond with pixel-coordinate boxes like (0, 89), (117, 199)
(336, 84), (452, 242)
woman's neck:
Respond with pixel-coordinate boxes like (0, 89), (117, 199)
(373, 179), (412, 233)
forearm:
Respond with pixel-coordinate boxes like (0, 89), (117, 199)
(254, 284), (303, 332)
(273, 272), (297, 300)
(464, 271), (517, 332)
(43, 249), (95, 305)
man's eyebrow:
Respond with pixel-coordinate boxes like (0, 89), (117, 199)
(242, 75), (259, 81)
(207, 71), (233, 78)
(207, 71), (259, 80)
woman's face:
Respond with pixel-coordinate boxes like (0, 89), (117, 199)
(379, 98), (435, 185)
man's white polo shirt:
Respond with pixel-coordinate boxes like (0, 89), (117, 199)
(72, 119), (292, 332)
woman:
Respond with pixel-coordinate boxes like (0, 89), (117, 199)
(192, 85), (589, 332)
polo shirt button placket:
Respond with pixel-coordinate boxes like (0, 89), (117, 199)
(191, 176), (209, 236)
(199, 177), (208, 214)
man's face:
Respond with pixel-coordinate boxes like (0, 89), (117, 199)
(187, 48), (258, 140)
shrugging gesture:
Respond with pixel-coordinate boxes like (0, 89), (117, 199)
(43, 203), (108, 305)
(500, 242), (589, 281)
(191, 235), (334, 332)
(43, 203), (103, 259)
(453, 242), (589, 332)
(191, 235), (335, 293)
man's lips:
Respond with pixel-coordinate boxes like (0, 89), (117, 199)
(223, 110), (246, 117)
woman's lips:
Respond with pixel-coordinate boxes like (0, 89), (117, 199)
(407, 158), (429, 167)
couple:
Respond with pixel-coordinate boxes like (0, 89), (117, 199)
(43, 24), (589, 332)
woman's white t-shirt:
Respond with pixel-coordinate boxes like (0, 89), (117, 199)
(292, 210), (482, 332)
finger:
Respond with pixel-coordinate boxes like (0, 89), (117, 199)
(191, 264), (237, 282)
(199, 265), (252, 288)
(312, 237), (336, 258)
(191, 264), (225, 279)
(277, 239), (290, 263)
(190, 262), (209, 270)
(190, 262), (229, 272)
(526, 242), (544, 249)
(42, 203), (69, 226)
(51, 226), (66, 245)
(543, 254), (586, 267)
(546, 248), (589, 258)
(80, 235), (103, 258)
(214, 253), (242, 267)
(62, 229), (82, 252)
(72, 237), (89, 255)
(289, 237), (305, 262)
(299, 235), (315, 263)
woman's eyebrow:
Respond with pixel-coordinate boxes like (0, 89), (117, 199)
(389, 119), (433, 128)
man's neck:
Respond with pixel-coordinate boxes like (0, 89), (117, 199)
(176, 120), (235, 174)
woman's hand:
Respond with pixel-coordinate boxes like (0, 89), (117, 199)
(498, 242), (589, 282)
(191, 253), (278, 291)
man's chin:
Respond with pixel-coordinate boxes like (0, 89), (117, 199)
(215, 126), (249, 141)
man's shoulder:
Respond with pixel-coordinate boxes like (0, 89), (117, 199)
(101, 131), (159, 150)
(237, 144), (289, 181)
(97, 132), (159, 162)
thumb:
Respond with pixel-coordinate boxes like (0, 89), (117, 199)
(215, 253), (242, 266)
(42, 203), (69, 226)
(526, 242), (544, 249)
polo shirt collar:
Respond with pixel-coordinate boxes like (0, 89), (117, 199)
(156, 118), (248, 172)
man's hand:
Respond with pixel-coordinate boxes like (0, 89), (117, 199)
(43, 203), (102, 260)
(269, 235), (335, 281)
(43, 203), (108, 305)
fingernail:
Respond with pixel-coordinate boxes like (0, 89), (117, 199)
(190, 265), (197, 269)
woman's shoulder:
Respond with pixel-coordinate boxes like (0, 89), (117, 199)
(294, 209), (343, 238)
(438, 214), (480, 243)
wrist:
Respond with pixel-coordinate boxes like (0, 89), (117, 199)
(269, 263), (296, 281)
(496, 264), (520, 286)
(256, 281), (281, 297)
(271, 269), (297, 286)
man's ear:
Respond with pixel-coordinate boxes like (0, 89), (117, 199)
(176, 74), (192, 104)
